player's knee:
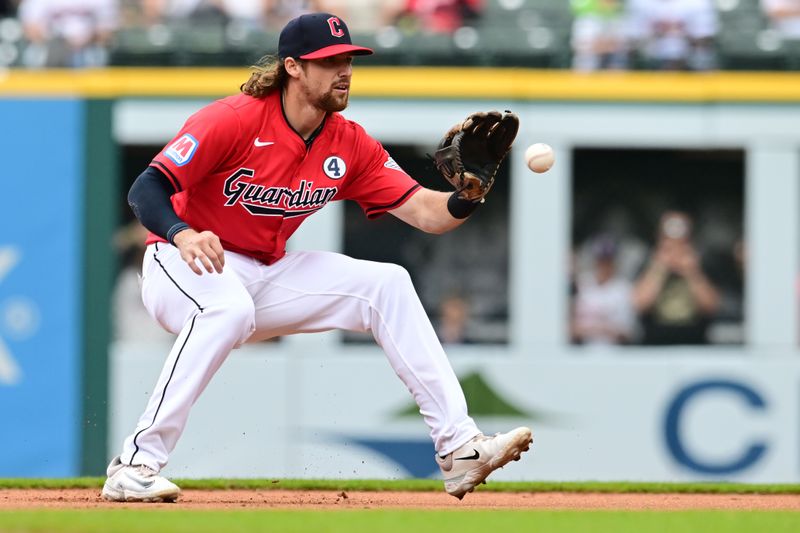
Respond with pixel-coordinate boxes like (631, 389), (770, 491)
(228, 298), (256, 327)
(377, 263), (414, 294)
(206, 297), (256, 340)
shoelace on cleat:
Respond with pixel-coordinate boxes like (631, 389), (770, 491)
(133, 465), (158, 478)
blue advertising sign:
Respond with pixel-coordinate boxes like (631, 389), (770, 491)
(0, 99), (84, 475)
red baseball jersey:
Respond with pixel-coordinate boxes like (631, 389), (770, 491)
(148, 90), (421, 264)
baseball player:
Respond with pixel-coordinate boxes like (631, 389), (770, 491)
(102, 12), (532, 503)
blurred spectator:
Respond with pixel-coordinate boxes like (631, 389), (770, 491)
(18, 0), (118, 68)
(626, 0), (718, 70)
(570, 235), (636, 346)
(632, 210), (721, 345)
(761, 0), (800, 38)
(227, 0), (268, 28)
(262, 0), (334, 31)
(325, 0), (388, 32)
(141, 0), (249, 25)
(570, 0), (628, 71)
(573, 205), (649, 283)
(436, 292), (473, 345)
(140, 0), (331, 30)
(403, 211), (508, 343)
(384, 0), (483, 34)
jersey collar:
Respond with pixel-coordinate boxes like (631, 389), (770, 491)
(280, 91), (328, 149)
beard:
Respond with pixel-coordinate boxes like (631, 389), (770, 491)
(317, 91), (349, 113)
(315, 87), (348, 112)
(299, 74), (350, 112)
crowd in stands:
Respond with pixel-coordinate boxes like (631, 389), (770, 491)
(570, 210), (743, 347)
(1, 0), (800, 69)
(762, 0), (800, 38)
(572, 0), (718, 71)
(568, 147), (746, 348)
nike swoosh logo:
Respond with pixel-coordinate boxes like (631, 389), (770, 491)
(454, 449), (480, 461)
(123, 471), (155, 489)
(254, 138), (274, 147)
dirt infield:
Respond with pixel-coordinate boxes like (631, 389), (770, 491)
(1, 489), (799, 510)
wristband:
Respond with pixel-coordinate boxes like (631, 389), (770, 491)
(167, 222), (191, 245)
(447, 192), (482, 219)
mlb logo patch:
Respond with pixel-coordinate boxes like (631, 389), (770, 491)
(164, 134), (199, 166)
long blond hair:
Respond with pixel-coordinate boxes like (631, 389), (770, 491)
(240, 55), (292, 98)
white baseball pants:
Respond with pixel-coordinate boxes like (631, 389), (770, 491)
(119, 243), (479, 471)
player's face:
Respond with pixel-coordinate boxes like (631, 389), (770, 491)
(300, 54), (354, 112)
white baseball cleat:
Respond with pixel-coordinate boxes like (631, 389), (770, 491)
(436, 426), (533, 500)
(101, 456), (181, 503)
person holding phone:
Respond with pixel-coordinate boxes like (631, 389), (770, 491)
(632, 210), (721, 345)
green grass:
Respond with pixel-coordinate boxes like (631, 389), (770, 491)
(1, 479), (797, 533)
(1, 478), (800, 494)
(0, 509), (797, 533)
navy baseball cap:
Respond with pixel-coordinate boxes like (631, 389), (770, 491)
(278, 13), (373, 60)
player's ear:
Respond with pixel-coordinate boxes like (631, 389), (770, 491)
(284, 57), (303, 78)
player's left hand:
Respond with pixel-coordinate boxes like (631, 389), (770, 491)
(433, 110), (519, 202)
(173, 229), (225, 275)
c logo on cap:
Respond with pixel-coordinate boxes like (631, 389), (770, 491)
(327, 16), (345, 38)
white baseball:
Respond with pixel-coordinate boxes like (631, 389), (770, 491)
(525, 143), (555, 173)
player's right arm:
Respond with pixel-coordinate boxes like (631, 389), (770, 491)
(128, 166), (225, 275)
(129, 100), (241, 275)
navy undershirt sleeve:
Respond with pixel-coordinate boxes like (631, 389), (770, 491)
(128, 166), (190, 245)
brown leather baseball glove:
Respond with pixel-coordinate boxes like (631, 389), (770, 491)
(433, 110), (519, 202)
